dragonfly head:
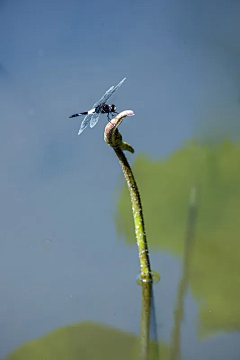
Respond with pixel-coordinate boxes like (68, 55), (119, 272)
(111, 104), (117, 112)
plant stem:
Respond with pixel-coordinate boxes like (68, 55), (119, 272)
(104, 111), (153, 360)
(104, 110), (152, 282)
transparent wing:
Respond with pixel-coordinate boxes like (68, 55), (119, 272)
(92, 78), (126, 108)
(92, 86), (114, 108)
(90, 112), (101, 128)
(78, 114), (93, 135)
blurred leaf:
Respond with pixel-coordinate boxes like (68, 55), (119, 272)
(116, 139), (240, 336)
(5, 322), (175, 360)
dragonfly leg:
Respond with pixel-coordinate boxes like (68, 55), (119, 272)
(107, 113), (114, 125)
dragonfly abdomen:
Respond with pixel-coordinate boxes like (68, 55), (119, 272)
(69, 112), (88, 118)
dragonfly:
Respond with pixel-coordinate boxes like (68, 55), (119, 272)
(69, 78), (126, 135)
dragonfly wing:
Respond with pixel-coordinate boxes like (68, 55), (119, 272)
(101, 77), (126, 104)
(92, 78), (126, 108)
(93, 86), (114, 108)
(90, 112), (101, 128)
(78, 114), (92, 135)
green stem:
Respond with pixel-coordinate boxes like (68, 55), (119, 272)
(140, 282), (152, 360)
(104, 111), (153, 360)
(104, 110), (152, 282)
(171, 186), (198, 360)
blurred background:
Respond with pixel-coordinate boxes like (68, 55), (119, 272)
(1, 0), (240, 359)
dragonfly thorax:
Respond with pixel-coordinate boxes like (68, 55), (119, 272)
(95, 103), (116, 114)
(100, 104), (111, 114)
